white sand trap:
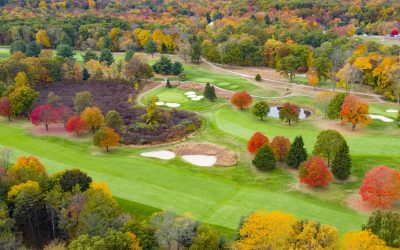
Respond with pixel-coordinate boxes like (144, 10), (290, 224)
(165, 102), (181, 108)
(181, 155), (217, 167)
(191, 96), (203, 101)
(140, 150), (176, 160)
(156, 101), (165, 106)
(386, 109), (398, 113)
(184, 91), (196, 96)
(370, 114), (394, 122)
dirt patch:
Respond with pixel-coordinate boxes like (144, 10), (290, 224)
(170, 142), (236, 167)
(314, 119), (367, 135)
(176, 82), (234, 99)
(346, 193), (377, 214)
(31, 123), (89, 139)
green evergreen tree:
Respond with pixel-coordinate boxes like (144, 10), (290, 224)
(331, 142), (352, 180)
(166, 79), (172, 88)
(125, 49), (134, 62)
(144, 40), (157, 57)
(83, 48), (98, 62)
(287, 136), (307, 168)
(255, 74), (261, 81)
(99, 48), (114, 66)
(172, 62), (184, 75)
(252, 144), (276, 171)
(56, 43), (74, 58)
(102, 36), (112, 49)
(204, 83), (217, 101)
(152, 56), (173, 74)
(82, 68), (90, 80)
(264, 14), (271, 25)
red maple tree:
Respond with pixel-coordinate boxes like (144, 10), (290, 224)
(390, 28), (399, 37)
(30, 104), (60, 130)
(231, 91), (252, 110)
(359, 166), (400, 208)
(0, 97), (11, 121)
(270, 136), (291, 161)
(65, 116), (87, 136)
(299, 156), (333, 187)
(247, 132), (270, 154)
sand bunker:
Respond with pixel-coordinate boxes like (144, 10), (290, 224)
(140, 150), (176, 160)
(182, 155), (217, 167)
(386, 109), (398, 113)
(165, 102), (181, 108)
(156, 101), (165, 106)
(191, 96), (204, 101)
(184, 91), (196, 96)
(170, 142), (236, 166)
(369, 114), (394, 122)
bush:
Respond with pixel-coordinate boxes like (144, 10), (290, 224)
(247, 132), (269, 154)
(59, 169), (92, 192)
(287, 136), (307, 168)
(359, 166), (400, 208)
(362, 210), (400, 248)
(299, 156), (333, 187)
(270, 136), (291, 161)
(255, 74), (261, 81)
(252, 144), (276, 171)
(178, 73), (187, 81)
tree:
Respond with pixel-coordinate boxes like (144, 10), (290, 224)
(165, 79), (173, 88)
(143, 96), (161, 125)
(99, 48), (114, 66)
(299, 156), (333, 187)
(247, 132), (269, 154)
(359, 166), (400, 208)
(73, 91), (93, 113)
(83, 48), (98, 62)
(279, 55), (302, 82)
(59, 169), (92, 192)
(390, 28), (399, 37)
(313, 129), (346, 167)
(252, 101), (270, 120)
(289, 220), (338, 250)
(56, 44), (74, 58)
(191, 40), (201, 64)
(270, 136), (291, 162)
(82, 68), (90, 80)
(124, 218), (157, 250)
(30, 104), (60, 130)
(93, 127), (120, 152)
(66, 116), (87, 136)
(10, 40), (26, 54)
(189, 225), (223, 250)
(47, 92), (62, 107)
(233, 211), (297, 250)
(340, 95), (371, 130)
(105, 110), (124, 132)
(313, 57), (332, 80)
(287, 136), (307, 168)
(279, 103), (300, 125)
(14, 72), (29, 87)
(362, 210), (400, 248)
(80, 106), (104, 133)
(9, 86), (38, 117)
(307, 69), (319, 89)
(331, 142), (352, 180)
(152, 56), (173, 74)
(231, 91), (252, 110)
(317, 91), (336, 117)
(36, 30), (51, 48)
(125, 50), (134, 62)
(204, 83), (217, 101)
(172, 62), (184, 75)
(341, 231), (389, 250)
(327, 93), (348, 120)
(26, 41), (41, 57)
(252, 144), (276, 171)
(144, 40), (157, 57)
(7, 156), (46, 185)
(255, 74), (261, 81)
(0, 97), (11, 121)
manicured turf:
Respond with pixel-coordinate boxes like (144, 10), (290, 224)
(0, 47), (10, 62)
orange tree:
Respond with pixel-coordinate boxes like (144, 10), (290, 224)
(230, 91), (252, 110)
(279, 103), (300, 125)
(247, 132), (269, 154)
(340, 95), (370, 130)
(93, 127), (120, 152)
(299, 156), (333, 187)
(270, 136), (291, 162)
(80, 106), (104, 133)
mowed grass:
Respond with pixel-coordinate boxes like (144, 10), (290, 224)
(0, 46), (10, 62)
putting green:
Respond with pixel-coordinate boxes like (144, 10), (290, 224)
(155, 91), (188, 103)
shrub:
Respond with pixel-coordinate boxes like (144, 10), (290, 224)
(204, 83), (217, 101)
(65, 116), (87, 136)
(178, 73), (187, 81)
(287, 136), (307, 168)
(252, 144), (276, 171)
(270, 136), (291, 161)
(362, 210), (400, 248)
(247, 132), (269, 154)
(331, 142), (352, 180)
(359, 166), (400, 208)
(59, 169), (92, 192)
(255, 74), (261, 81)
(299, 156), (333, 187)
(252, 101), (270, 120)
(279, 103), (299, 125)
(93, 127), (120, 152)
(230, 91), (252, 110)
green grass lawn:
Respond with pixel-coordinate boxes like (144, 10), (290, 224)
(0, 46), (10, 62)
(293, 75), (334, 88)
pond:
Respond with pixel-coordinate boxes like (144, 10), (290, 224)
(268, 106), (312, 119)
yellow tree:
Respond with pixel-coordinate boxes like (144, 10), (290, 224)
(353, 56), (372, 88)
(289, 220), (338, 250)
(80, 106), (104, 133)
(14, 72), (29, 87)
(163, 34), (177, 53)
(36, 30), (51, 48)
(136, 29), (151, 47)
(7, 156), (46, 185)
(108, 27), (122, 51)
(7, 180), (41, 202)
(88, 0), (96, 9)
(233, 211), (297, 250)
(373, 57), (397, 89)
(85, 59), (103, 79)
(341, 231), (390, 250)
(307, 69), (319, 89)
(151, 29), (164, 52)
(317, 91), (336, 117)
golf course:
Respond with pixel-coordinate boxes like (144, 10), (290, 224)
(1, 50), (399, 239)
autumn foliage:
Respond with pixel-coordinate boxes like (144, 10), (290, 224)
(0, 97), (11, 121)
(80, 106), (104, 133)
(341, 231), (389, 250)
(93, 127), (120, 151)
(340, 95), (370, 130)
(30, 104), (60, 130)
(299, 156), (333, 187)
(247, 132), (269, 154)
(390, 28), (399, 37)
(359, 166), (400, 208)
(270, 136), (291, 161)
(279, 103), (300, 125)
(66, 116), (87, 135)
(230, 91), (252, 110)
(7, 156), (46, 185)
